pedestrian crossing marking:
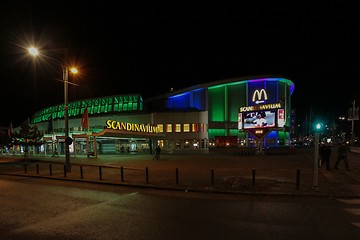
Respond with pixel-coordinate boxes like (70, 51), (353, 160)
(337, 199), (360, 204)
(321, 170), (338, 183)
(337, 199), (360, 228)
(344, 208), (360, 215)
(351, 222), (360, 227)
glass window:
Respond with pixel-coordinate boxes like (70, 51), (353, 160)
(183, 124), (190, 132)
(157, 124), (164, 133)
(200, 123), (205, 132)
(175, 124), (181, 132)
(166, 124), (172, 132)
(192, 123), (198, 132)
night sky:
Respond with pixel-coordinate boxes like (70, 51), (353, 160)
(0, 2), (358, 127)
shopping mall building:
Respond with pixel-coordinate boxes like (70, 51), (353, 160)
(21, 75), (295, 156)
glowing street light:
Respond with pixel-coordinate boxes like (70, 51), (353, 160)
(28, 47), (38, 56)
(28, 47), (78, 172)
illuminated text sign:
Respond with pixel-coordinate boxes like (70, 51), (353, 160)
(239, 103), (282, 112)
(106, 120), (160, 133)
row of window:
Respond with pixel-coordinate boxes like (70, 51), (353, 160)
(156, 123), (207, 133)
(45, 123), (207, 134)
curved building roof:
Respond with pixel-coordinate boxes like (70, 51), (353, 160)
(31, 75), (294, 124)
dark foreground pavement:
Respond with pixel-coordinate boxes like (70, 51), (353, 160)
(1, 147), (360, 198)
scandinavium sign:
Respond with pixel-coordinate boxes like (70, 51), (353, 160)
(239, 103), (282, 112)
(106, 120), (160, 133)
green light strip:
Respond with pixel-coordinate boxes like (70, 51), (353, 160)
(32, 95), (143, 124)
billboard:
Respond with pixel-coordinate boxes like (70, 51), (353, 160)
(242, 110), (276, 129)
(238, 88), (286, 130)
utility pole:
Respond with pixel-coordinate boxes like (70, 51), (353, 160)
(308, 105), (312, 137)
(313, 132), (319, 189)
(351, 99), (355, 146)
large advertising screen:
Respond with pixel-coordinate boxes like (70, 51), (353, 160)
(242, 110), (276, 129)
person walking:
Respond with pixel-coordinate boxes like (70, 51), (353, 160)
(153, 145), (161, 160)
(334, 142), (350, 171)
(319, 143), (332, 170)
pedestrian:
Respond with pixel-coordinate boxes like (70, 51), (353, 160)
(154, 145), (161, 160)
(319, 143), (331, 170)
(334, 142), (350, 171)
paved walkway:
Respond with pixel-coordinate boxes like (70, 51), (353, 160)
(1, 147), (360, 197)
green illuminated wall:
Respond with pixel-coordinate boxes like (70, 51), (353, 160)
(208, 129), (226, 139)
(208, 128), (247, 139)
(208, 82), (247, 123)
(208, 86), (226, 121)
(227, 83), (247, 122)
(208, 81), (247, 137)
(31, 95), (143, 124)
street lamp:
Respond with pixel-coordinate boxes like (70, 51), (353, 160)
(28, 47), (78, 172)
(312, 122), (323, 189)
(63, 66), (78, 172)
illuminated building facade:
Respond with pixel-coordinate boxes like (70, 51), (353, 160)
(25, 75), (294, 156)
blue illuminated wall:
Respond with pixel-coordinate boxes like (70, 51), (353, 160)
(167, 88), (206, 110)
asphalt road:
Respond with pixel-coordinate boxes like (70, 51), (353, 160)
(1, 175), (360, 240)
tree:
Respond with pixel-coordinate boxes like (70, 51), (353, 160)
(11, 121), (44, 160)
(0, 129), (11, 152)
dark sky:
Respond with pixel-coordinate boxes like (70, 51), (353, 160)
(0, 2), (359, 127)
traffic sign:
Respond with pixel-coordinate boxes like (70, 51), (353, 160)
(65, 137), (73, 145)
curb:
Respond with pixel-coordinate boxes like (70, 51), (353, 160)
(1, 172), (360, 199)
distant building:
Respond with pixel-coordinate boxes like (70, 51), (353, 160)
(13, 75), (294, 156)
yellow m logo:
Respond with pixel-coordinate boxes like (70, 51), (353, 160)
(252, 89), (268, 102)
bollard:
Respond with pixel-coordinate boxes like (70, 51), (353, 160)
(145, 167), (149, 183)
(211, 168), (214, 187)
(175, 168), (179, 185)
(120, 166), (124, 182)
(296, 168), (300, 190)
(252, 168), (256, 186)
(49, 164), (52, 176)
(99, 166), (102, 180)
(80, 165), (83, 179)
(64, 165), (67, 177)
(24, 163), (27, 173)
(36, 163), (39, 174)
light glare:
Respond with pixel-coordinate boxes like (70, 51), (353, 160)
(28, 47), (39, 56)
(70, 67), (78, 74)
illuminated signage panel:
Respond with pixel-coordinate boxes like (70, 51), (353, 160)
(243, 110), (276, 129)
(238, 88), (286, 130)
(277, 109), (285, 127)
(106, 120), (160, 133)
(238, 113), (242, 130)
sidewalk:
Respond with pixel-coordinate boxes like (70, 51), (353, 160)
(1, 148), (360, 197)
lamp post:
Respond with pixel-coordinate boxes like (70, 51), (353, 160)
(63, 66), (71, 172)
(27, 47), (78, 172)
(313, 132), (319, 189)
(62, 65), (78, 172)
(313, 123), (323, 190)
(351, 99), (356, 146)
